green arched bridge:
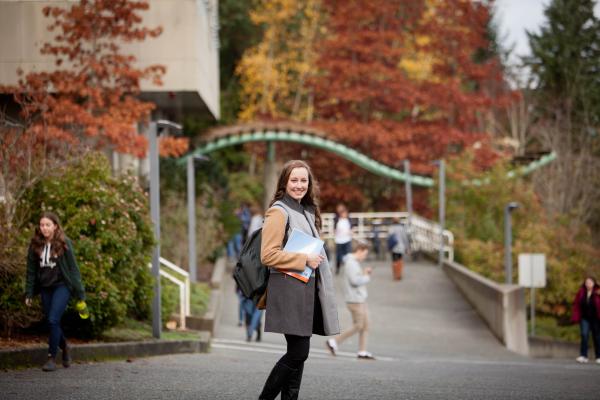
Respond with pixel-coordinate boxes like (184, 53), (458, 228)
(182, 122), (556, 187)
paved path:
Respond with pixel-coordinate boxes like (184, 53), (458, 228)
(2, 259), (600, 399)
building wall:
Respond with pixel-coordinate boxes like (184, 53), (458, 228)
(0, 0), (220, 118)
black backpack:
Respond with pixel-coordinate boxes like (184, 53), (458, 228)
(233, 209), (289, 304)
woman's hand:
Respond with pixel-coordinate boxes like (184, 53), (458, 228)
(25, 298), (32, 307)
(306, 254), (324, 269)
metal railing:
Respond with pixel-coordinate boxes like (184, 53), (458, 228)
(147, 257), (191, 329)
(321, 212), (454, 262)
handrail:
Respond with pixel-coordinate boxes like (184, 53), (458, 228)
(159, 257), (191, 316)
(148, 257), (191, 329)
(321, 211), (454, 262)
(158, 268), (187, 330)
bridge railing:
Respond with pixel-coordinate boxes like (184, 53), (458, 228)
(321, 212), (454, 262)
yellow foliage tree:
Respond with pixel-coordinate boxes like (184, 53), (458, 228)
(236, 0), (323, 121)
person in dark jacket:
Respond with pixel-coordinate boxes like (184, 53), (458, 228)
(25, 211), (86, 372)
(258, 160), (339, 400)
(571, 276), (600, 364)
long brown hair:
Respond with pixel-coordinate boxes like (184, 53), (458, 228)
(269, 160), (322, 231)
(30, 211), (67, 257)
(582, 276), (598, 290)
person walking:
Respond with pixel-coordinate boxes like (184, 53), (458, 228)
(258, 160), (339, 400)
(388, 219), (411, 280)
(334, 203), (352, 275)
(248, 204), (264, 237)
(571, 276), (600, 364)
(241, 203), (265, 340)
(326, 240), (375, 360)
(25, 211), (86, 372)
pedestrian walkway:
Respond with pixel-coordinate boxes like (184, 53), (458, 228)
(217, 258), (520, 362)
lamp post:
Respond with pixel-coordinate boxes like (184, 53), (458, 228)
(187, 154), (210, 283)
(434, 160), (446, 267)
(149, 119), (182, 339)
(504, 202), (519, 284)
(403, 160), (413, 223)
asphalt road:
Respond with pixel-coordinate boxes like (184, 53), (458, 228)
(2, 259), (599, 399)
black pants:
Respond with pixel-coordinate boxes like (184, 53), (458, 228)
(392, 252), (404, 261)
(580, 318), (600, 358)
(279, 335), (310, 369)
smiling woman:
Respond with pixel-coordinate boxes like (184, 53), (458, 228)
(257, 160), (339, 400)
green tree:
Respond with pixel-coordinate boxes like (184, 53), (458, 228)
(524, 0), (600, 241)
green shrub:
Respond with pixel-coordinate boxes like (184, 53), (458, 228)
(439, 152), (600, 324)
(13, 152), (155, 337)
(161, 276), (179, 325)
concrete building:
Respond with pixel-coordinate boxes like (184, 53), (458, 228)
(0, 0), (220, 172)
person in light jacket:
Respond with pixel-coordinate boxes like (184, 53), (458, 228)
(326, 240), (375, 360)
(258, 160), (339, 400)
(25, 211), (86, 372)
(571, 276), (600, 364)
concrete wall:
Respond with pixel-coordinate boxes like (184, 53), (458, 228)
(0, 0), (220, 118)
(442, 260), (529, 356)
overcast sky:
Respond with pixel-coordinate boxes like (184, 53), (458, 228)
(494, 0), (600, 65)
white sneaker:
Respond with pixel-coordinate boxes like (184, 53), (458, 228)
(326, 339), (338, 356)
(357, 351), (376, 360)
(576, 356), (589, 363)
(596, 359), (600, 365)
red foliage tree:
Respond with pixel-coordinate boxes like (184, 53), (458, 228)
(3, 0), (187, 158)
(300, 0), (509, 210)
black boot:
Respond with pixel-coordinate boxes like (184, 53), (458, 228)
(281, 363), (304, 400)
(259, 362), (295, 400)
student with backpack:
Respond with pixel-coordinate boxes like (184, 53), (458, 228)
(257, 160), (339, 400)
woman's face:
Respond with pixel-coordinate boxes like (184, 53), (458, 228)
(286, 167), (309, 202)
(585, 278), (595, 290)
(40, 217), (57, 240)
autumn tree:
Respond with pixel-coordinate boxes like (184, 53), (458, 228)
(307, 0), (508, 208)
(236, 0), (509, 210)
(2, 0), (188, 159)
(236, 0), (324, 122)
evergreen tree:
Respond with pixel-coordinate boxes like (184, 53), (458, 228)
(524, 0), (600, 240)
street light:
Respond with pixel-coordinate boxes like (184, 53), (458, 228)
(149, 119), (182, 339)
(187, 154), (210, 283)
(403, 159), (413, 223)
(504, 202), (519, 284)
(433, 160), (445, 267)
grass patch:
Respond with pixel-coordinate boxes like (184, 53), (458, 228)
(100, 281), (210, 342)
(100, 319), (202, 342)
(532, 316), (580, 343)
(191, 282), (211, 316)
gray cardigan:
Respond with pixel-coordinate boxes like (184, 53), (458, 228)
(341, 254), (370, 303)
(261, 195), (339, 337)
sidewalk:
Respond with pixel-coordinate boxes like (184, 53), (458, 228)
(217, 258), (521, 361)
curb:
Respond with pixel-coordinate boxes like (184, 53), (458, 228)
(0, 331), (210, 370)
(529, 336), (594, 359)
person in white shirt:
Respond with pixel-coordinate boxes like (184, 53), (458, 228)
(326, 240), (375, 360)
(334, 203), (352, 275)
